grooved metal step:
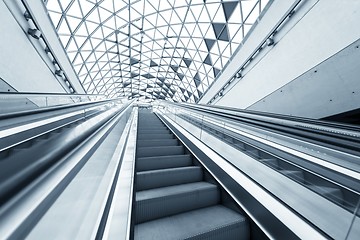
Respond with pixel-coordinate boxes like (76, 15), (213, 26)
(136, 166), (203, 191)
(137, 145), (184, 158)
(137, 139), (179, 148)
(136, 182), (220, 223)
(138, 125), (166, 129)
(139, 123), (165, 126)
(139, 129), (170, 134)
(137, 133), (174, 140)
(136, 154), (192, 171)
(134, 205), (249, 240)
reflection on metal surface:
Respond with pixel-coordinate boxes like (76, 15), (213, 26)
(161, 104), (360, 216)
(0, 103), (132, 239)
(103, 107), (138, 239)
(156, 105), (360, 239)
(202, 114), (360, 180)
(0, 110), (81, 138)
(157, 108), (326, 239)
(0, 92), (107, 114)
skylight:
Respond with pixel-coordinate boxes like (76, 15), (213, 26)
(46, 0), (269, 102)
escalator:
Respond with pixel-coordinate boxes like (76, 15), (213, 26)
(2, 104), (356, 239)
(0, 101), (125, 205)
(134, 109), (250, 239)
(0, 100), (133, 239)
(178, 112), (360, 214)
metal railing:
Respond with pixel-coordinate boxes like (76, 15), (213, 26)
(155, 102), (360, 239)
(0, 92), (109, 115)
(0, 100), (135, 239)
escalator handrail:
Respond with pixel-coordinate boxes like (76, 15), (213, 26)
(157, 109), (330, 240)
(179, 111), (360, 194)
(0, 98), (126, 152)
(0, 102), (134, 239)
(161, 102), (360, 153)
(0, 92), (104, 97)
(0, 97), (122, 120)
(170, 102), (360, 134)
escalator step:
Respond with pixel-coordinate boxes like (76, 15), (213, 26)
(137, 146), (184, 158)
(139, 129), (170, 134)
(139, 123), (168, 130)
(138, 120), (164, 124)
(137, 139), (179, 148)
(138, 122), (165, 126)
(137, 133), (174, 140)
(136, 182), (220, 223)
(136, 154), (192, 171)
(134, 205), (249, 240)
(136, 166), (203, 191)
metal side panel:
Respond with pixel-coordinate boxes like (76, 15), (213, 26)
(156, 109), (352, 239)
(25, 107), (136, 239)
(0, 105), (133, 240)
(102, 107), (138, 240)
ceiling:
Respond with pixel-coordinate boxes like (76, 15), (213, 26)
(46, 0), (269, 102)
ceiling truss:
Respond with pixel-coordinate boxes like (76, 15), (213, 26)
(46, 0), (269, 102)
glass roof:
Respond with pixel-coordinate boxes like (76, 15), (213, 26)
(46, 0), (269, 102)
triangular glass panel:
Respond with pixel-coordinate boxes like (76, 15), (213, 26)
(213, 67), (220, 77)
(142, 73), (155, 79)
(183, 58), (192, 67)
(130, 58), (139, 65)
(177, 73), (185, 80)
(150, 60), (158, 67)
(212, 23), (226, 39)
(204, 38), (216, 51)
(187, 90), (192, 97)
(204, 54), (212, 65)
(131, 72), (139, 78)
(158, 77), (165, 82)
(222, 1), (238, 21)
(194, 73), (201, 87)
(170, 65), (179, 72)
(218, 25), (229, 41)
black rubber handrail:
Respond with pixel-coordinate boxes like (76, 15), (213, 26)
(178, 102), (360, 132)
(165, 102), (360, 155)
(0, 98), (121, 120)
(0, 102), (131, 205)
(178, 113), (360, 214)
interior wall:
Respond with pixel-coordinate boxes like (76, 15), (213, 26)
(0, 0), (64, 93)
(202, 0), (360, 119)
(248, 39), (360, 118)
(25, 0), (85, 94)
(0, 0), (84, 94)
